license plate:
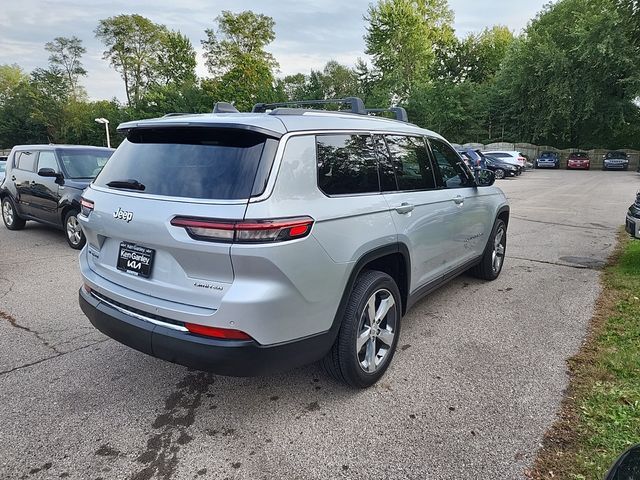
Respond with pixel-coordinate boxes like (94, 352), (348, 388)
(117, 242), (155, 278)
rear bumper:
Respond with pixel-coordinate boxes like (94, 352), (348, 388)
(79, 287), (335, 376)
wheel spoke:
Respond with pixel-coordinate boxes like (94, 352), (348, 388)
(494, 229), (504, 247)
(378, 327), (394, 347)
(366, 296), (376, 325)
(496, 244), (505, 255)
(375, 296), (395, 324)
(365, 338), (377, 372)
(356, 328), (370, 352)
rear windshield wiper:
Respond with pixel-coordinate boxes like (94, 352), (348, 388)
(106, 179), (146, 191)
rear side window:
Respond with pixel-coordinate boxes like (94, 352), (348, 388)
(15, 151), (37, 172)
(383, 135), (435, 191)
(316, 134), (379, 195)
(95, 128), (276, 200)
(488, 152), (509, 158)
(58, 148), (113, 179)
(429, 138), (474, 188)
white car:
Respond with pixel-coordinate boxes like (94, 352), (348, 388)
(483, 151), (526, 169)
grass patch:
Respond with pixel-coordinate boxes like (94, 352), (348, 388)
(528, 233), (640, 480)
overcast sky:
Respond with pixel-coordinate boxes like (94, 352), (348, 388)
(0, 0), (549, 101)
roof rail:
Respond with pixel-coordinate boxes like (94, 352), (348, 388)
(162, 113), (190, 118)
(213, 102), (239, 114)
(252, 97), (367, 115)
(366, 107), (408, 123)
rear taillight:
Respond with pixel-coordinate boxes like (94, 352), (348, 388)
(185, 323), (252, 340)
(80, 197), (94, 216)
(170, 216), (314, 243)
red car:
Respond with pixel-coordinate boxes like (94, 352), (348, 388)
(567, 152), (590, 170)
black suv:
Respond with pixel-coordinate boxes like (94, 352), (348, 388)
(0, 145), (114, 248)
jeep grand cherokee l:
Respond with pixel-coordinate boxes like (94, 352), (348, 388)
(78, 98), (509, 388)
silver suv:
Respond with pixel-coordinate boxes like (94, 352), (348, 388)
(78, 98), (509, 388)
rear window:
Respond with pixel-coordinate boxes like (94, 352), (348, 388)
(94, 128), (277, 200)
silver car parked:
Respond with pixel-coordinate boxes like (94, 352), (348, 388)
(78, 98), (510, 387)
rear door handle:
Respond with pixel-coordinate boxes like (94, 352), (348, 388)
(452, 195), (464, 205)
(395, 203), (415, 214)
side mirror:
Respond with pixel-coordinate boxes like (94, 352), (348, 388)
(38, 168), (64, 184)
(38, 168), (58, 177)
(475, 168), (495, 187)
(605, 444), (640, 480)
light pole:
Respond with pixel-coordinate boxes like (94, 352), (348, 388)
(94, 118), (111, 148)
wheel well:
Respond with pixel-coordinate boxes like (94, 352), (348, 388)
(363, 253), (409, 315)
(60, 204), (78, 224)
(498, 209), (509, 227)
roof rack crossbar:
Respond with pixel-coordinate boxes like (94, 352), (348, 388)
(252, 97), (366, 115)
(365, 107), (408, 123)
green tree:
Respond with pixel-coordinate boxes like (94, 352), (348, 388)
(364, 0), (454, 101)
(201, 11), (279, 110)
(44, 36), (87, 99)
(95, 14), (165, 107)
(154, 30), (197, 87)
(494, 0), (640, 147)
(0, 64), (29, 103)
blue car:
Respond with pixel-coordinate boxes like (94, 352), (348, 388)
(536, 151), (560, 169)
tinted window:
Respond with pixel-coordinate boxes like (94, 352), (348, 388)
(487, 152), (510, 158)
(58, 148), (113, 179)
(430, 138), (473, 188)
(95, 128), (273, 200)
(0, 163), (5, 173)
(316, 134), (379, 195)
(384, 135), (435, 191)
(16, 151), (36, 172)
(374, 135), (397, 191)
(606, 151), (627, 159)
(37, 151), (59, 172)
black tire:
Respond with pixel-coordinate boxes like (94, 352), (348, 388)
(494, 168), (505, 179)
(1, 197), (26, 230)
(64, 209), (86, 250)
(322, 270), (402, 388)
(470, 219), (507, 281)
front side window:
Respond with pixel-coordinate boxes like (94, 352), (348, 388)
(37, 151), (59, 172)
(383, 135), (436, 191)
(316, 134), (379, 195)
(58, 148), (113, 179)
(429, 138), (474, 189)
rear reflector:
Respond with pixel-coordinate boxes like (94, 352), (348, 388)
(185, 323), (252, 340)
(170, 216), (314, 243)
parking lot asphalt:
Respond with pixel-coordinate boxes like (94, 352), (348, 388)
(1, 170), (638, 480)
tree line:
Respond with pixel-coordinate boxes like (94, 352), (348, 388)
(0, 0), (638, 150)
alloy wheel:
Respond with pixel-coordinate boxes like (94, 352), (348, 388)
(492, 226), (506, 273)
(356, 289), (397, 373)
(2, 200), (14, 226)
(66, 215), (82, 246)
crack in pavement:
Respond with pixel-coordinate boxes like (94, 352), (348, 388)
(0, 310), (63, 354)
(511, 215), (614, 231)
(0, 276), (15, 299)
(508, 255), (591, 270)
(0, 339), (109, 376)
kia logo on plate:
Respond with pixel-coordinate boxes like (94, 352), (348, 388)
(113, 208), (134, 223)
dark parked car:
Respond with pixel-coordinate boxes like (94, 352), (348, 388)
(1, 145), (114, 248)
(567, 152), (590, 170)
(484, 155), (519, 179)
(603, 151), (629, 171)
(536, 151), (560, 169)
(626, 191), (640, 239)
(0, 156), (7, 181)
(456, 148), (487, 169)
